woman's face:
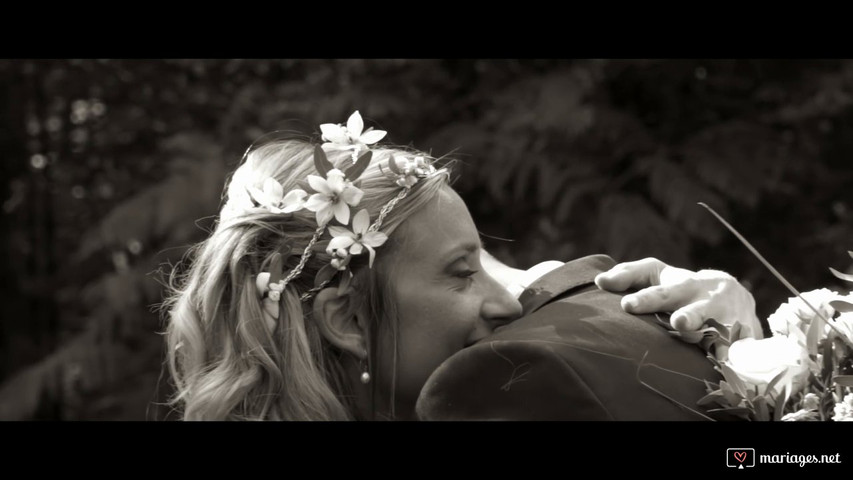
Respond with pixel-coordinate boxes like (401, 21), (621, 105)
(375, 185), (523, 418)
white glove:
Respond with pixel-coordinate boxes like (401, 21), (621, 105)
(594, 257), (763, 339)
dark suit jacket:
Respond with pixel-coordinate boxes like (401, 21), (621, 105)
(415, 255), (723, 420)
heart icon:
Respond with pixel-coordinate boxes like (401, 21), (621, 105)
(734, 451), (747, 463)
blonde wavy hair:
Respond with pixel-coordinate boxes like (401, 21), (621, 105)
(163, 139), (450, 420)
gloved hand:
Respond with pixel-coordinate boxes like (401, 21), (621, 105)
(595, 257), (763, 339)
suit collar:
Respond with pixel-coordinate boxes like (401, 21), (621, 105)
(518, 254), (616, 315)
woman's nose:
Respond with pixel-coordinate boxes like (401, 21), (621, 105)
(480, 276), (524, 327)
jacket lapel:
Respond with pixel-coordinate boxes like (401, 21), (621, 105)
(518, 254), (617, 315)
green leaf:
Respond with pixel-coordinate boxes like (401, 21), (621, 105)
(345, 150), (373, 181)
(706, 407), (753, 420)
(833, 337), (849, 362)
(721, 364), (748, 397)
(653, 313), (674, 330)
(719, 381), (742, 405)
(765, 368), (788, 401)
(753, 396), (770, 421)
(314, 263), (337, 288)
(806, 312), (825, 357)
(314, 145), (334, 177)
(697, 390), (726, 407)
(706, 354), (722, 370)
(268, 252), (283, 285)
(670, 330), (704, 343)
(830, 267), (853, 283)
(698, 329), (723, 353)
(386, 155), (401, 175)
(773, 382), (790, 421)
(821, 338), (834, 381)
(730, 320), (743, 342)
(830, 299), (853, 313)
(311, 239), (331, 253)
(704, 318), (731, 337)
(832, 375), (853, 387)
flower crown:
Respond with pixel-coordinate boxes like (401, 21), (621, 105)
(232, 111), (442, 331)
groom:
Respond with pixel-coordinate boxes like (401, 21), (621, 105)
(415, 254), (762, 420)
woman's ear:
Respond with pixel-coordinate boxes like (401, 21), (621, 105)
(312, 287), (368, 359)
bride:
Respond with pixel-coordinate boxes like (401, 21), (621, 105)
(163, 111), (760, 420)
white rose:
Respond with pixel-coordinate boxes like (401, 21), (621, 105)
(790, 288), (838, 320)
(726, 336), (811, 398)
(767, 303), (804, 337)
(767, 288), (838, 337)
(802, 392), (821, 411)
(833, 393), (853, 421)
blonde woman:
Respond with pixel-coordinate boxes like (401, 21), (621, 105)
(164, 112), (759, 420)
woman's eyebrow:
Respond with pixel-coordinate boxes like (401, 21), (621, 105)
(440, 241), (480, 262)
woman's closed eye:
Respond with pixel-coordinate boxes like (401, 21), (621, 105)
(450, 267), (479, 290)
(445, 247), (482, 289)
(455, 269), (479, 279)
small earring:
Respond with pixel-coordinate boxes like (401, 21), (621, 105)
(360, 357), (371, 384)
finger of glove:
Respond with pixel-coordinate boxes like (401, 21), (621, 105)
(670, 299), (715, 331)
(595, 257), (666, 292)
(621, 284), (696, 314)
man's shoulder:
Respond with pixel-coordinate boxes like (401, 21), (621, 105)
(416, 256), (722, 421)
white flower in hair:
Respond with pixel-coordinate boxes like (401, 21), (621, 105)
(222, 187), (256, 219)
(386, 155), (437, 188)
(255, 271), (283, 331)
(267, 282), (284, 302)
(320, 110), (387, 163)
(256, 271), (272, 294)
(329, 248), (352, 271)
(247, 178), (307, 214)
(392, 155), (433, 187)
(246, 110), (423, 306)
(326, 209), (388, 268)
(304, 169), (364, 226)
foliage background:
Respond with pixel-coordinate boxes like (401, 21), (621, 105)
(1, 59), (851, 420)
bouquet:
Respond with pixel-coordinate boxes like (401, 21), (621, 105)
(687, 205), (853, 421)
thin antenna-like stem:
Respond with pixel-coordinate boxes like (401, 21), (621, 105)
(698, 202), (851, 346)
